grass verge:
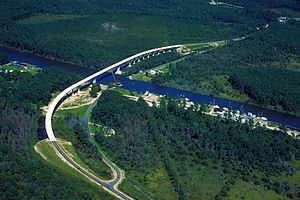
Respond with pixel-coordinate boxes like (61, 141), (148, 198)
(35, 139), (116, 199)
(56, 104), (90, 119)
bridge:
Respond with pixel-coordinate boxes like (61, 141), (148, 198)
(45, 44), (182, 199)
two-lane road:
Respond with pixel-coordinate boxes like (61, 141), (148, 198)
(45, 44), (183, 199)
(52, 141), (131, 200)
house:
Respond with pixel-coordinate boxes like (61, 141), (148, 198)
(149, 70), (156, 75)
(278, 17), (290, 23)
(20, 62), (28, 66)
(104, 127), (115, 137)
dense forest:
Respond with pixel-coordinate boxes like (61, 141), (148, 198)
(0, 0), (295, 69)
(153, 22), (300, 115)
(91, 91), (300, 199)
(229, 67), (300, 113)
(0, 66), (82, 108)
(0, 53), (10, 65)
(1, 1), (300, 199)
(0, 67), (114, 199)
(0, 67), (82, 151)
(0, 143), (97, 200)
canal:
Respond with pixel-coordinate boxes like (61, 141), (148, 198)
(1, 46), (299, 129)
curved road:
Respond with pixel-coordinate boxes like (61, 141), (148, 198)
(80, 96), (123, 186)
(45, 44), (183, 200)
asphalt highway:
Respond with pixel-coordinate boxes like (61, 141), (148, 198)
(45, 44), (182, 199)
(52, 141), (131, 200)
(80, 97), (122, 186)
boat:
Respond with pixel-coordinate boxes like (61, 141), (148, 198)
(114, 81), (123, 87)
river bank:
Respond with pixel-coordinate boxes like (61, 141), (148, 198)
(1, 45), (299, 129)
(126, 57), (300, 119)
(0, 45), (97, 76)
(112, 88), (300, 137)
(159, 82), (300, 118)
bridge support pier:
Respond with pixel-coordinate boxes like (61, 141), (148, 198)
(93, 79), (96, 84)
(115, 66), (122, 75)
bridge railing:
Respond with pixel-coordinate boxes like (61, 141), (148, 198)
(45, 44), (182, 141)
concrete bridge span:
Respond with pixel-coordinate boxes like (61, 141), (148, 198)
(44, 44), (182, 200)
(45, 44), (182, 141)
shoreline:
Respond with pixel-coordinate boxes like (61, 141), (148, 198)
(128, 74), (300, 118)
(0, 44), (99, 71)
(116, 88), (300, 136)
(160, 83), (300, 118)
(2, 43), (300, 118)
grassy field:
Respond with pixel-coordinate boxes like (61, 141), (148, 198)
(36, 140), (116, 200)
(186, 44), (211, 51)
(267, 8), (300, 18)
(112, 87), (132, 96)
(56, 104), (90, 119)
(271, 159), (300, 194)
(225, 179), (284, 200)
(17, 14), (85, 25)
(52, 117), (113, 179)
(61, 140), (112, 180)
(89, 123), (103, 134)
(13, 13), (247, 69)
(135, 74), (153, 82)
(19, 14), (170, 63)
(1, 62), (42, 75)
(118, 179), (151, 200)
(119, 161), (179, 200)
(167, 20), (246, 44)
(183, 162), (226, 200)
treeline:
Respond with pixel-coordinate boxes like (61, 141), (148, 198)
(0, 0), (282, 22)
(0, 66), (82, 108)
(229, 67), (300, 113)
(0, 54), (10, 65)
(125, 51), (182, 75)
(0, 142), (96, 200)
(92, 92), (157, 173)
(0, 106), (34, 155)
(153, 22), (300, 114)
(91, 91), (300, 199)
(224, 0), (300, 10)
(0, 0), (286, 69)
(60, 115), (113, 180)
(0, 67), (82, 155)
(0, 67), (115, 199)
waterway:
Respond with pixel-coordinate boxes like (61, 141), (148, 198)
(1, 46), (299, 129)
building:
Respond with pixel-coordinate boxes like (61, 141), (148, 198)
(20, 62), (28, 66)
(278, 16), (290, 23)
(149, 70), (156, 75)
(104, 127), (115, 137)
